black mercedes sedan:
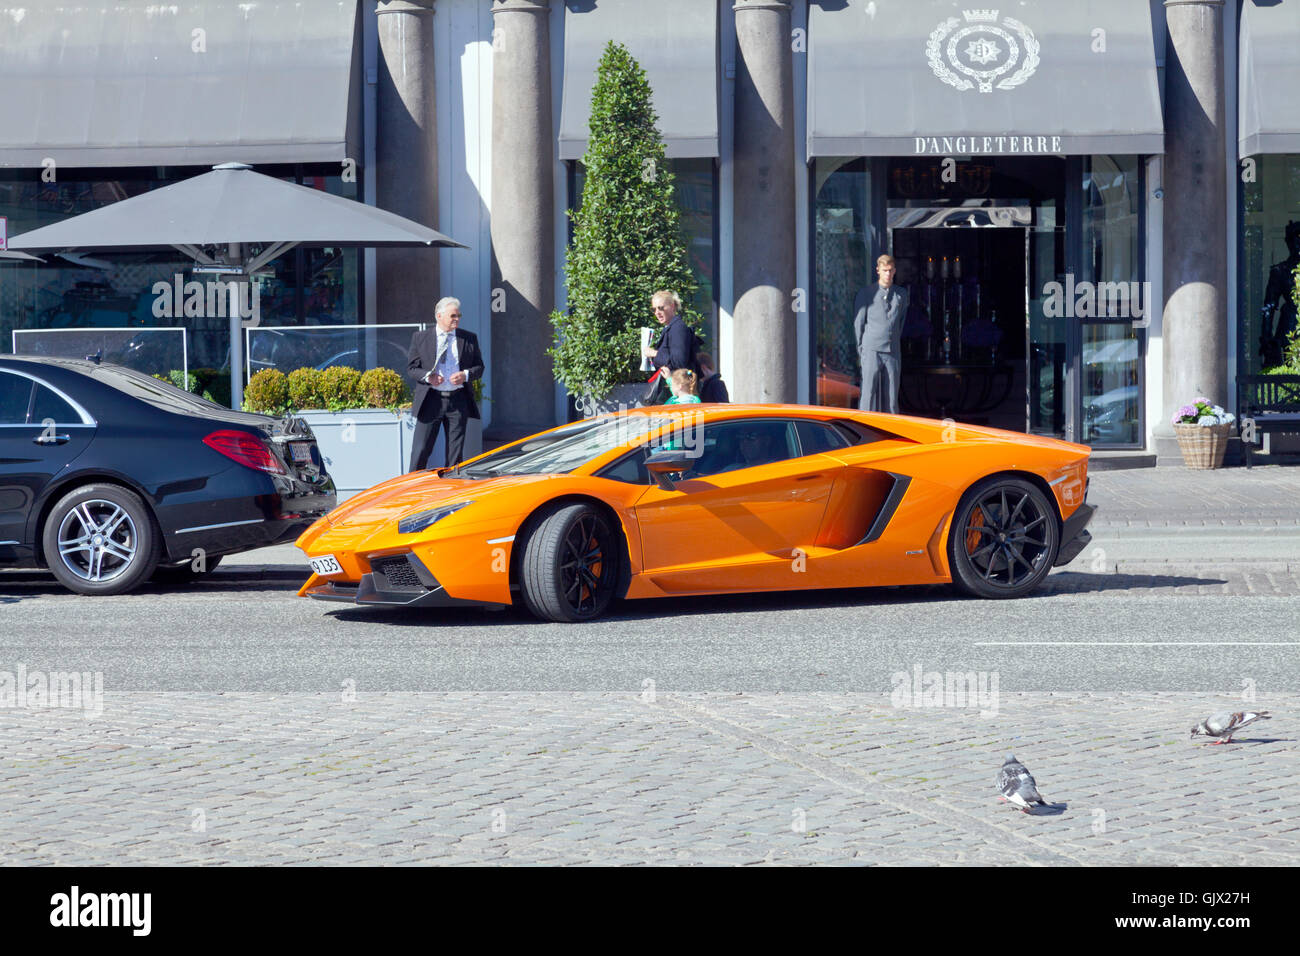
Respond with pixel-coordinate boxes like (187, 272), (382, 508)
(0, 356), (336, 594)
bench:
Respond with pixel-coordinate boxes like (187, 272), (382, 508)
(1238, 374), (1300, 468)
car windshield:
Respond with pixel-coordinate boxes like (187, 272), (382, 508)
(456, 413), (677, 477)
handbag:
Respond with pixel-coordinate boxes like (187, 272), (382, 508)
(642, 368), (666, 405)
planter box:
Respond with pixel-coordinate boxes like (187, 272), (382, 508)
(575, 382), (650, 418)
(299, 408), (484, 500)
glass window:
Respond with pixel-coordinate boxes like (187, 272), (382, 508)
(596, 447), (650, 485)
(90, 364), (222, 416)
(0, 371), (32, 424)
(794, 420), (849, 456)
(569, 159), (717, 350)
(1077, 156), (1144, 447)
(0, 166), (362, 381)
(685, 420), (799, 478)
(1081, 324), (1140, 446)
(1241, 155), (1300, 375)
(30, 384), (79, 425)
(813, 158), (872, 408)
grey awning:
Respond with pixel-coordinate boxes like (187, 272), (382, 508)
(809, 0), (1164, 157)
(1240, 1), (1300, 157)
(0, 1), (361, 168)
(8, 164), (465, 254)
(559, 0), (719, 160)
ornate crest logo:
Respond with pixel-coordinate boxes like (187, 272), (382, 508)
(926, 9), (1040, 93)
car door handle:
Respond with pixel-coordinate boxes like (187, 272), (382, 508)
(33, 434), (71, 445)
(794, 474), (824, 481)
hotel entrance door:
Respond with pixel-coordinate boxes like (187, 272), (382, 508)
(888, 204), (1064, 436)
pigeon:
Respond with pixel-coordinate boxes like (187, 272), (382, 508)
(1190, 710), (1271, 745)
(997, 754), (1049, 813)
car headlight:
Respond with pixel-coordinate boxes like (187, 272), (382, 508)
(397, 501), (474, 534)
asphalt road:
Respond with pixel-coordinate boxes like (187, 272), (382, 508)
(3, 551), (1297, 693)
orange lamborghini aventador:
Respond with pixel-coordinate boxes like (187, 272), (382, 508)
(295, 404), (1093, 622)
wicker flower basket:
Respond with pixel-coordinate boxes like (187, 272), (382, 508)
(1174, 422), (1232, 469)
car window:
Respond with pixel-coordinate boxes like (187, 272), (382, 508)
(597, 447), (650, 485)
(686, 420), (800, 478)
(90, 364), (225, 415)
(795, 420), (850, 456)
(30, 384), (80, 426)
(0, 371), (33, 424)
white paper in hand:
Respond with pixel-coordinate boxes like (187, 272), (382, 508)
(640, 327), (655, 372)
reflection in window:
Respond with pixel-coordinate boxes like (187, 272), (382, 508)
(1081, 323), (1140, 446)
(1241, 155), (1300, 375)
(813, 158), (871, 408)
(0, 167), (361, 379)
(569, 159), (717, 349)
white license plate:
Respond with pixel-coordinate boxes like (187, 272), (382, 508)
(290, 442), (313, 463)
(309, 554), (343, 576)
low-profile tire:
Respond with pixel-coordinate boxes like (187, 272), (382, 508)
(948, 476), (1060, 599)
(41, 483), (161, 595)
(519, 503), (621, 622)
(151, 554), (224, 584)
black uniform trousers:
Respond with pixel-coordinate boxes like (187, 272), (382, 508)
(409, 387), (471, 471)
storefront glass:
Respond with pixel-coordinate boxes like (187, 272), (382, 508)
(1078, 156), (1143, 447)
(812, 158), (873, 408)
(0, 166), (360, 376)
(812, 154), (1145, 447)
(569, 159), (718, 348)
(1241, 154), (1300, 375)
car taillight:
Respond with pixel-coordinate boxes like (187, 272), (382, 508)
(203, 429), (286, 475)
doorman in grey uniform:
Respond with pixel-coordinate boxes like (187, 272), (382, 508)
(854, 253), (909, 414)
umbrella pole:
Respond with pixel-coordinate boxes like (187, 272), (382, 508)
(229, 242), (244, 409)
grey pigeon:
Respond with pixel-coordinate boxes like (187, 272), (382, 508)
(997, 754), (1048, 813)
(1190, 710), (1271, 745)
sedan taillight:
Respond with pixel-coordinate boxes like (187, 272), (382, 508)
(203, 429), (286, 475)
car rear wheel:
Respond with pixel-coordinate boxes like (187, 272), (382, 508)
(948, 476), (1059, 599)
(42, 483), (161, 595)
(519, 503), (620, 622)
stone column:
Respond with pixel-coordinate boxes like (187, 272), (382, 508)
(487, 0), (555, 440)
(1158, 0), (1227, 463)
(375, 0), (439, 325)
(732, 0), (797, 404)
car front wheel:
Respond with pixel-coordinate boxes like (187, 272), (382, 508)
(42, 483), (161, 595)
(948, 476), (1060, 599)
(519, 503), (621, 622)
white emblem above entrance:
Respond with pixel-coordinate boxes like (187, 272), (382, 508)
(926, 9), (1040, 94)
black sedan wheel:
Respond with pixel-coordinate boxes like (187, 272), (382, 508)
(948, 477), (1059, 599)
(520, 503), (620, 622)
(42, 484), (160, 595)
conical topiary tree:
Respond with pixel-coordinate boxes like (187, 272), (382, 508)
(549, 42), (701, 401)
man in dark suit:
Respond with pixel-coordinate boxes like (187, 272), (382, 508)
(853, 254), (909, 414)
(407, 296), (484, 471)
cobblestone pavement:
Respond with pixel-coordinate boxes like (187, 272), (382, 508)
(2, 692), (1295, 865)
(1087, 465), (1300, 528)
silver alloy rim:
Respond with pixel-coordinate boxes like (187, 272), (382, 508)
(56, 499), (139, 582)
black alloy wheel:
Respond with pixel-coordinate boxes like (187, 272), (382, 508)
(520, 503), (621, 622)
(948, 476), (1060, 599)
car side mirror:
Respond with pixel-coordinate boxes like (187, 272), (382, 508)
(645, 450), (694, 491)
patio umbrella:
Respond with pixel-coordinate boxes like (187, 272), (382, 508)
(8, 163), (466, 406)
